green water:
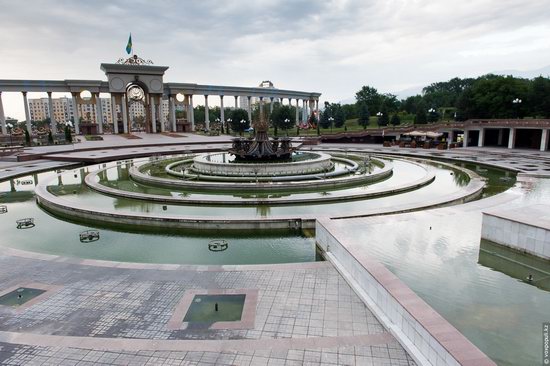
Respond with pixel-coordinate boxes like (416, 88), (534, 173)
(332, 179), (550, 366)
(0, 287), (46, 307)
(184, 295), (245, 323)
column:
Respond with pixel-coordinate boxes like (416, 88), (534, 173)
(247, 96), (252, 122)
(0, 92), (6, 135)
(111, 94), (118, 134)
(508, 128), (516, 149)
(220, 95), (225, 126)
(303, 99), (308, 121)
(269, 97), (274, 114)
(497, 129), (504, 146)
(121, 94), (129, 134)
(188, 95), (195, 131)
(169, 95), (176, 132)
(478, 128), (484, 147)
(22, 92), (32, 133)
(540, 129), (548, 152)
(259, 97), (264, 119)
(463, 129), (469, 148)
(315, 99), (319, 123)
(150, 96), (157, 133)
(47, 92), (57, 134)
(448, 130), (455, 149)
(234, 95), (238, 109)
(95, 93), (103, 134)
(71, 93), (80, 134)
(159, 97), (165, 132)
(295, 98), (299, 126)
(204, 95), (210, 130)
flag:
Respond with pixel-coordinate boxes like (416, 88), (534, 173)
(125, 33), (132, 55)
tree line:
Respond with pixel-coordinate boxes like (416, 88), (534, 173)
(320, 74), (550, 128)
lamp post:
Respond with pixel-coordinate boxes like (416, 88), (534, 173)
(227, 118), (232, 135)
(65, 121), (74, 149)
(240, 119), (246, 136)
(283, 118), (290, 136)
(428, 108), (436, 123)
(328, 117), (334, 133)
(6, 122), (13, 146)
(215, 117), (221, 134)
(512, 98), (522, 119)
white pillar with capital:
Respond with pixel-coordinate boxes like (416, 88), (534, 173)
(259, 97), (264, 119)
(150, 96), (157, 133)
(247, 96), (252, 122)
(95, 93), (103, 134)
(269, 97), (274, 114)
(188, 95), (194, 131)
(220, 95), (225, 126)
(159, 97), (165, 132)
(508, 128), (516, 149)
(121, 95), (129, 134)
(111, 94), (118, 134)
(47, 92), (57, 134)
(71, 93), (80, 135)
(463, 129), (469, 148)
(295, 98), (300, 126)
(0, 92), (6, 135)
(540, 129), (548, 152)
(22, 92), (32, 133)
(477, 128), (484, 147)
(204, 95), (210, 130)
(303, 99), (308, 122)
(169, 95), (176, 132)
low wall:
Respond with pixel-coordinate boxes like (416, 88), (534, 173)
(482, 205), (550, 259)
(316, 219), (496, 366)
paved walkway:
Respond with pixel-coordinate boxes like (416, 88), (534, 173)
(0, 250), (415, 365)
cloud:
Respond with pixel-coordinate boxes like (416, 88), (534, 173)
(0, 0), (549, 118)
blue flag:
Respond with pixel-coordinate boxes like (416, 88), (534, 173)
(126, 33), (132, 55)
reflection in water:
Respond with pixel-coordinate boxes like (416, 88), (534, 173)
(479, 240), (550, 292)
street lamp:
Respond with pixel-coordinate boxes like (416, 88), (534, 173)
(215, 117), (221, 133)
(328, 117), (334, 133)
(512, 98), (522, 119)
(6, 122), (13, 146)
(284, 118), (290, 136)
(227, 118), (232, 134)
(240, 119), (246, 136)
(428, 108), (436, 123)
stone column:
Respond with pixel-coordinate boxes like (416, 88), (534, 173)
(170, 95), (177, 132)
(150, 95), (157, 133)
(159, 97), (165, 132)
(508, 127), (516, 149)
(71, 93), (80, 134)
(22, 92), (32, 133)
(477, 128), (484, 147)
(47, 92), (57, 134)
(95, 93), (103, 134)
(234, 95), (238, 109)
(0, 92), (6, 135)
(448, 130), (455, 149)
(121, 94), (129, 134)
(463, 129), (469, 148)
(111, 94), (118, 134)
(270, 97), (274, 114)
(315, 99), (319, 123)
(220, 95), (225, 126)
(188, 95), (195, 131)
(295, 98), (300, 125)
(303, 99), (308, 121)
(497, 129), (504, 146)
(204, 95), (210, 130)
(540, 129), (548, 152)
(259, 97), (264, 119)
(247, 96), (252, 122)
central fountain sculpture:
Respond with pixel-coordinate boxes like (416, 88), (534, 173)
(229, 112), (293, 160)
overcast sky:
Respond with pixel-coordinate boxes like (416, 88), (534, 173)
(1, 0), (549, 120)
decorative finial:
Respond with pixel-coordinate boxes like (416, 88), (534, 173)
(116, 54), (154, 65)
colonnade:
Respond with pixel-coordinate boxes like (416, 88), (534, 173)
(0, 90), (320, 136)
(457, 127), (550, 151)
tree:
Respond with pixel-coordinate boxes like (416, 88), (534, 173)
(357, 102), (370, 129)
(48, 130), (54, 144)
(271, 105), (295, 132)
(24, 129), (31, 146)
(356, 85), (382, 113)
(377, 110), (389, 127)
(64, 125), (72, 143)
(228, 108), (249, 134)
(390, 114), (401, 126)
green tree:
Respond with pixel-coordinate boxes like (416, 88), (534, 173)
(357, 102), (370, 129)
(355, 85), (382, 114)
(64, 125), (72, 143)
(377, 110), (389, 127)
(48, 130), (54, 144)
(228, 108), (249, 134)
(390, 114), (401, 126)
(271, 105), (295, 133)
(24, 129), (31, 146)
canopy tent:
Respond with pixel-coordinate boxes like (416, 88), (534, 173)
(403, 130), (443, 138)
